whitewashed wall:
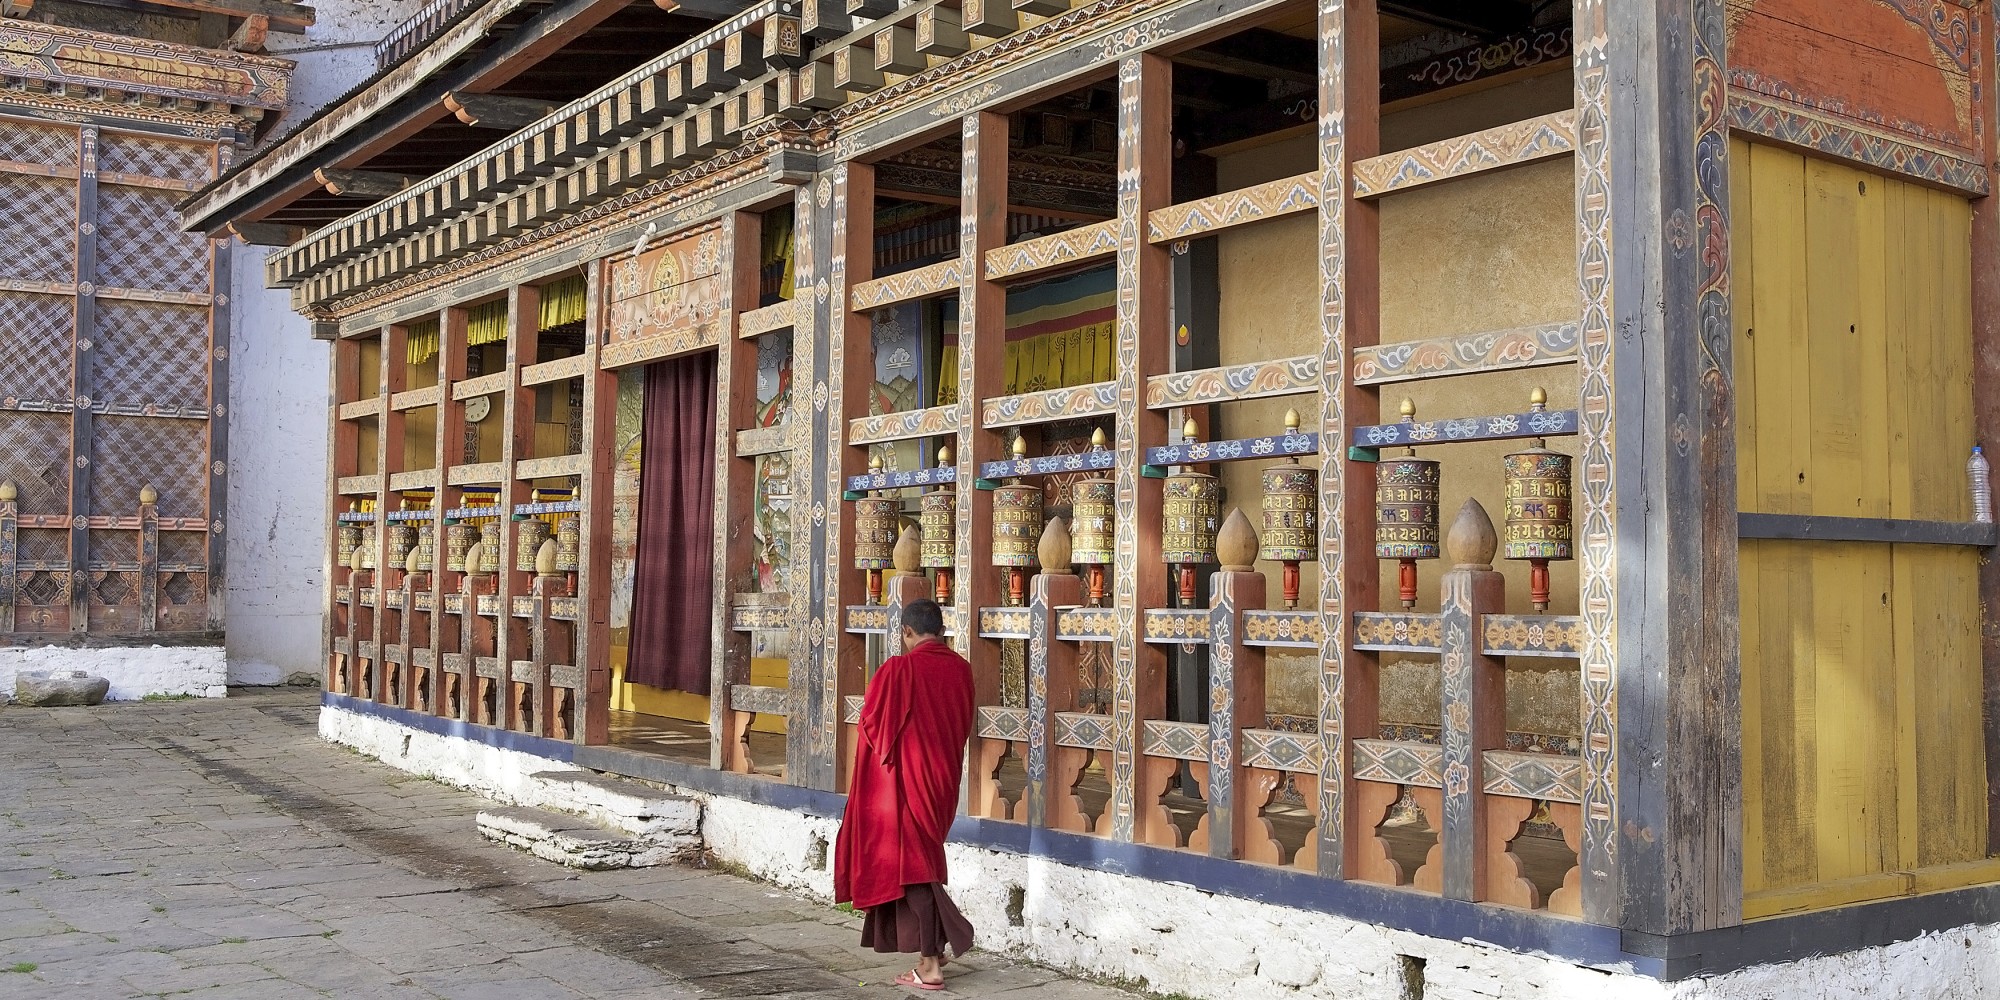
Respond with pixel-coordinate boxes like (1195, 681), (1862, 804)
(224, 2), (427, 685)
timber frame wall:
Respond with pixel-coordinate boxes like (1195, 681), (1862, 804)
(228, 0), (2000, 979)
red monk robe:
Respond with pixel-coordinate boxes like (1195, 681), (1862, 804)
(833, 628), (977, 968)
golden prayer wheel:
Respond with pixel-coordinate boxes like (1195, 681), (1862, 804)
(853, 455), (899, 605)
(1071, 428), (1115, 607)
(338, 515), (363, 570)
(920, 446), (956, 605)
(1375, 400), (1440, 609)
(478, 520), (503, 574)
(356, 523), (378, 571)
(445, 523), (475, 573)
(555, 516), (580, 573)
(1260, 409), (1317, 609)
(386, 523), (416, 570)
(1502, 388), (1574, 612)
(414, 522), (436, 573)
(515, 518), (551, 568)
(1162, 418), (1219, 604)
(992, 434), (1042, 606)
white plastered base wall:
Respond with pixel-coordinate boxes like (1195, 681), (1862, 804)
(0, 644), (226, 700)
(319, 704), (2000, 1000)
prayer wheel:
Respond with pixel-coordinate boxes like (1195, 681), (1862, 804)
(992, 434), (1042, 606)
(1071, 428), (1115, 607)
(414, 521), (435, 573)
(356, 523), (378, 571)
(1259, 409), (1317, 610)
(445, 523), (475, 573)
(338, 506), (363, 569)
(854, 457), (899, 605)
(478, 520), (503, 574)
(1375, 399), (1440, 610)
(1502, 388), (1574, 612)
(1161, 418), (1219, 605)
(386, 523), (415, 570)
(515, 517), (551, 568)
(920, 445), (956, 605)
(555, 516), (580, 573)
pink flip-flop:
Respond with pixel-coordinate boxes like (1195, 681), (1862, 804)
(896, 969), (946, 991)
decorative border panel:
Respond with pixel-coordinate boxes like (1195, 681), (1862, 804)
(845, 604), (889, 633)
(1482, 749), (1582, 803)
(1144, 355), (1319, 409)
(1240, 610), (1322, 648)
(848, 404), (960, 445)
(1141, 719), (1210, 761)
(1481, 614), (1585, 658)
(1352, 612), (1442, 653)
(1055, 606), (1117, 640)
(1350, 322), (1581, 385)
(731, 603), (792, 631)
(978, 705), (1030, 741)
(1352, 738), (1444, 788)
(1350, 110), (1577, 198)
(983, 220), (1119, 280)
(1242, 727), (1322, 773)
(1145, 431), (1317, 467)
(1727, 92), (1988, 197)
(850, 258), (964, 310)
(730, 683), (791, 716)
(980, 380), (1119, 428)
(1353, 408), (1579, 448)
(1145, 171), (1319, 242)
(979, 606), (1031, 638)
(1141, 608), (1210, 643)
(1054, 710), (1114, 751)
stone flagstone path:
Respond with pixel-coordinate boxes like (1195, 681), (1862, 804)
(0, 689), (1143, 1000)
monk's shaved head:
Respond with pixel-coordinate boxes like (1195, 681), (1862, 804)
(903, 599), (945, 638)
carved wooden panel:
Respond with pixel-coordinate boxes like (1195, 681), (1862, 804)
(97, 187), (212, 294)
(95, 302), (210, 411)
(0, 175), (76, 283)
(92, 417), (206, 519)
(0, 291), (73, 402)
(0, 411), (69, 511)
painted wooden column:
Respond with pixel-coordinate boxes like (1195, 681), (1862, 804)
(829, 161), (876, 793)
(785, 178), (830, 786)
(138, 488), (158, 632)
(325, 337), (360, 690)
(207, 232), (230, 630)
(1109, 52), (1173, 845)
(435, 307), (470, 720)
(0, 482), (16, 634)
(1436, 499), (1505, 901)
(374, 324), (408, 705)
(1574, 0), (1740, 933)
(499, 285), (543, 733)
(1969, 0), (2000, 857)
(1027, 569), (1083, 829)
(883, 572), (932, 659)
(954, 112), (1007, 688)
(69, 127), (98, 634)
(576, 272), (613, 744)
(1315, 0), (1382, 878)
(711, 212), (763, 767)
(1204, 567), (1265, 859)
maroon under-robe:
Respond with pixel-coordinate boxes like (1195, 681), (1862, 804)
(833, 638), (976, 911)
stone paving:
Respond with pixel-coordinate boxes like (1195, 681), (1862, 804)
(0, 689), (1141, 1000)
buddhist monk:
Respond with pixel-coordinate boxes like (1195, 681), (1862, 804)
(834, 598), (976, 991)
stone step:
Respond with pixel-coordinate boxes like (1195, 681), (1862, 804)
(476, 805), (693, 871)
(528, 769), (700, 840)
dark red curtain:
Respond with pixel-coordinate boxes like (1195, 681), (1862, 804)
(627, 352), (717, 693)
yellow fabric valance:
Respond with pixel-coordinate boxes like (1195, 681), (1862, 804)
(539, 274), (587, 331)
(466, 300), (509, 347)
(405, 316), (440, 366)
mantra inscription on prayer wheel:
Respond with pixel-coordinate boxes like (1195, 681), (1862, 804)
(357, 523), (379, 571)
(1071, 428), (1115, 607)
(414, 522), (436, 573)
(992, 436), (1042, 606)
(445, 523), (475, 573)
(920, 446), (956, 604)
(555, 516), (580, 573)
(478, 521), (503, 574)
(1376, 400), (1440, 609)
(339, 515), (363, 568)
(1163, 418), (1219, 604)
(853, 498), (900, 568)
(386, 524), (416, 569)
(1502, 388), (1573, 612)
(515, 518), (551, 568)
(1260, 409), (1316, 610)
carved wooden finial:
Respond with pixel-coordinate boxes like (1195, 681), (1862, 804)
(1399, 398), (1417, 420)
(463, 541), (487, 577)
(937, 443), (952, 467)
(1012, 433), (1028, 459)
(405, 545), (422, 574)
(868, 452), (884, 473)
(1446, 498), (1498, 569)
(346, 543), (367, 572)
(1182, 416), (1199, 443)
(535, 537), (559, 576)
(1529, 386), (1548, 410)
(139, 484), (158, 505)
(0, 480), (16, 502)
(892, 520), (922, 574)
(1283, 408), (1300, 434)
(1038, 516), (1072, 575)
(1217, 507), (1259, 572)
(1090, 426), (1107, 449)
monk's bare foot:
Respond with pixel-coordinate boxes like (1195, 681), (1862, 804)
(917, 955), (945, 984)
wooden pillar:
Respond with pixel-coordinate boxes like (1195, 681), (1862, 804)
(1205, 568), (1265, 859)
(374, 325), (408, 704)
(829, 162), (876, 792)
(786, 180), (829, 786)
(955, 112), (1007, 698)
(1576, 0), (1740, 932)
(435, 307), (469, 719)
(207, 232), (230, 629)
(138, 490), (158, 631)
(1437, 500), (1504, 900)
(500, 285), (542, 732)
(1970, 0), (2000, 856)
(0, 482), (15, 634)
(68, 127), (98, 635)
(712, 212), (762, 766)
(884, 572), (931, 659)
(1027, 570), (1083, 829)
(1315, 0), (1382, 878)
(576, 269), (612, 744)
(326, 337), (359, 690)
(1107, 52), (1173, 845)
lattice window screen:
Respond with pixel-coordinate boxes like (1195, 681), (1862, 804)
(0, 175), (77, 284)
(0, 292), (74, 403)
(0, 122), (76, 165)
(97, 187), (212, 294)
(92, 416), (206, 520)
(96, 301), (210, 411)
(0, 411), (69, 513)
(96, 134), (209, 179)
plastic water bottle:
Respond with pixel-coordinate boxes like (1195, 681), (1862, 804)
(1972, 445), (1994, 523)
